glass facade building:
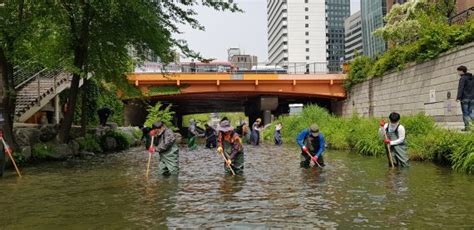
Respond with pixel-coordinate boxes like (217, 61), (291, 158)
(326, 0), (351, 72)
(361, 0), (387, 58)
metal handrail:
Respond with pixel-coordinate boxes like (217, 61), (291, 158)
(133, 61), (335, 74)
(14, 68), (47, 90)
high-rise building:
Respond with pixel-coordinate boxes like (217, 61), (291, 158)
(344, 11), (363, 61)
(361, 0), (387, 58)
(326, 0), (351, 72)
(267, 0), (327, 73)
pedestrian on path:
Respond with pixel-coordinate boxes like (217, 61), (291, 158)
(456, 66), (474, 131)
(379, 112), (409, 168)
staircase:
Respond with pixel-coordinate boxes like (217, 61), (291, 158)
(13, 64), (77, 123)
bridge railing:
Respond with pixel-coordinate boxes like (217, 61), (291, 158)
(134, 62), (341, 74)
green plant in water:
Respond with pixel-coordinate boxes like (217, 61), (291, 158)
(451, 135), (474, 174)
(144, 102), (175, 128)
(78, 134), (103, 153)
(32, 143), (57, 160)
(100, 131), (131, 152)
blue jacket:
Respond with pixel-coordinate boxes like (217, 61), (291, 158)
(296, 128), (325, 157)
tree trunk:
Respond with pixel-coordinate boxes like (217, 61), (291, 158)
(80, 79), (89, 137)
(58, 72), (81, 143)
(0, 48), (18, 149)
(58, 1), (92, 143)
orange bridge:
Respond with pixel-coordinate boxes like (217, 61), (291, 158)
(127, 73), (346, 99)
(125, 72), (346, 126)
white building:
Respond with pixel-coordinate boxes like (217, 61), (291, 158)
(345, 11), (363, 61)
(267, 0), (327, 73)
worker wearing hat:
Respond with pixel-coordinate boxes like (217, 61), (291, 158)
(217, 117), (244, 174)
(149, 121), (179, 176)
(296, 124), (326, 168)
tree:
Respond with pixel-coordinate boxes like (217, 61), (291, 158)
(49, 0), (241, 143)
(375, 0), (457, 45)
(0, 0), (37, 148)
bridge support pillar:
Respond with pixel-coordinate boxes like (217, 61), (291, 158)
(263, 110), (272, 125)
(124, 100), (148, 126)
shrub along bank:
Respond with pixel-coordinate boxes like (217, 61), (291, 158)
(263, 105), (474, 174)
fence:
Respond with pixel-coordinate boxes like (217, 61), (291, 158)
(134, 61), (341, 74)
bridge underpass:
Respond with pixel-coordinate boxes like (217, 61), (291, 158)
(125, 72), (346, 129)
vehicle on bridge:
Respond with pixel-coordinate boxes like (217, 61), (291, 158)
(134, 61), (290, 74)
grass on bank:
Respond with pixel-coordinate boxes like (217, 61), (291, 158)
(263, 105), (474, 174)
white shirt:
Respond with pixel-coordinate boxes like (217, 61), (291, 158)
(379, 123), (406, 146)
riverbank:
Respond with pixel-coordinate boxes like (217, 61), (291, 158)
(263, 105), (474, 174)
(8, 125), (148, 167)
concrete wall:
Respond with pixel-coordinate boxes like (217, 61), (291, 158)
(340, 42), (474, 129)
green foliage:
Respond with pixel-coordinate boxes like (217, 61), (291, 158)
(132, 128), (143, 140)
(100, 131), (130, 152)
(32, 143), (56, 160)
(144, 102), (175, 128)
(264, 105), (474, 173)
(451, 135), (474, 174)
(149, 86), (182, 96)
(77, 134), (103, 153)
(344, 56), (373, 89)
(347, 1), (474, 89)
(12, 151), (26, 165)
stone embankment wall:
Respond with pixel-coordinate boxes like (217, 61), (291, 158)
(340, 42), (474, 129)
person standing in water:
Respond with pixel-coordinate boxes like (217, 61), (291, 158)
(274, 123), (283, 145)
(251, 118), (263, 146)
(217, 117), (244, 175)
(149, 121), (179, 176)
(379, 112), (409, 167)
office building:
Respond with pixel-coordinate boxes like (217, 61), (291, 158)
(326, 0), (351, 71)
(361, 0), (387, 58)
(344, 11), (363, 61)
(267, 0), (327, 73)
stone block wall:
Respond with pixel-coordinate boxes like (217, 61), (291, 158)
(340, 42), (474, 129)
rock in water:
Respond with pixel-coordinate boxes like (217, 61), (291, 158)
(39, 126), (58, 142)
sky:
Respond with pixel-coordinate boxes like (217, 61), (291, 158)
(177, 0), (361, 62)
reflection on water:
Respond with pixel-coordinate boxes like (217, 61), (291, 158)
(0, 144), (473, 229)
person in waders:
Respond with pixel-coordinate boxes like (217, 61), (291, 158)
(379, 112), (409, 167)
(149, 122), (179, 176)
(217, 118), (244, 175)
(274, 123), (283, 146)
(187, 118), (200, 150)
(141, 126), (153, 150)
(204, 124), (217, 149)
(251, 118), (263, 146)
(297, 124), (326, 168)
